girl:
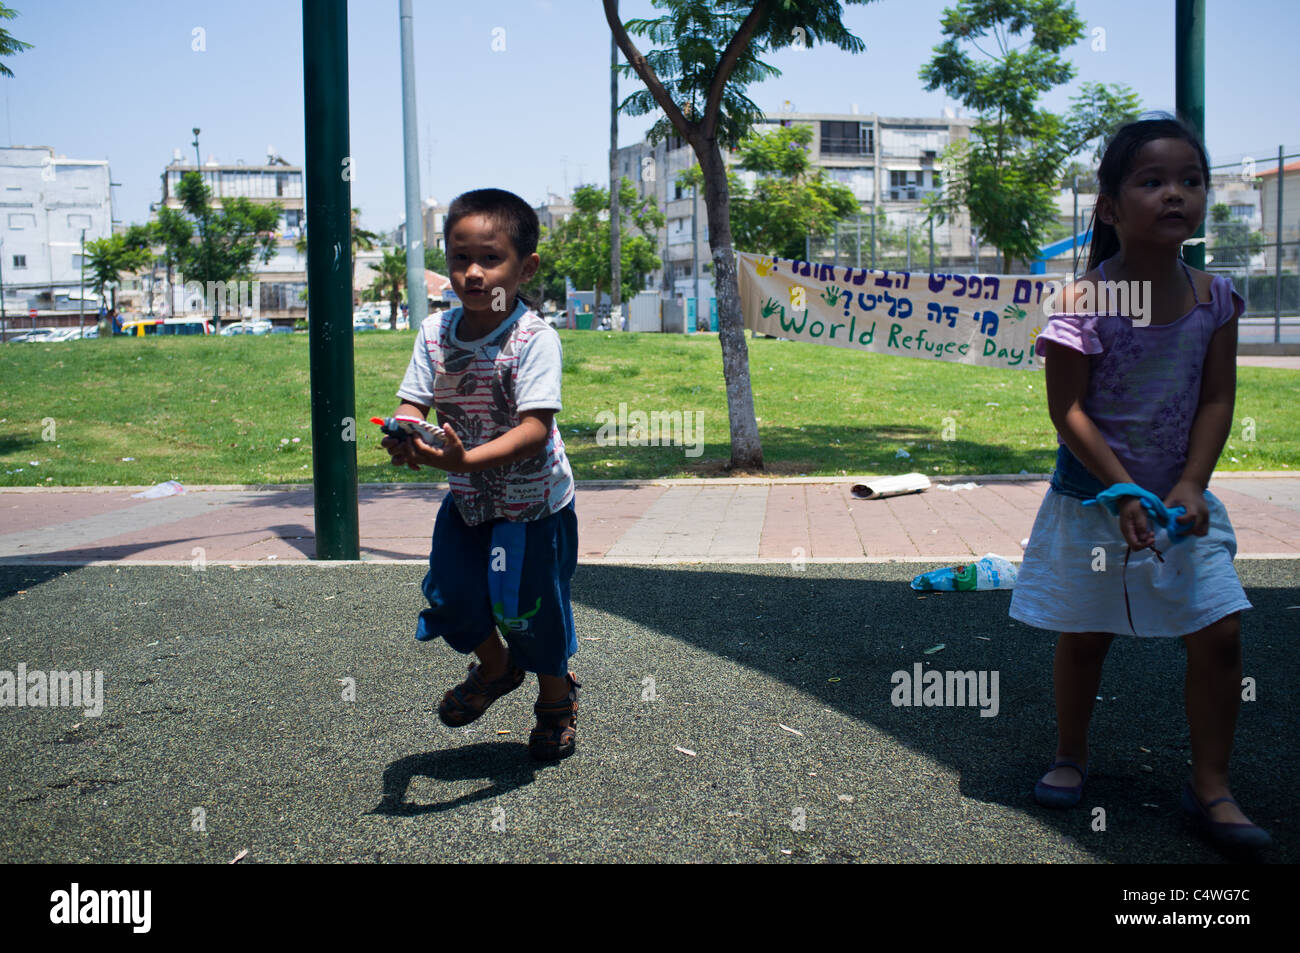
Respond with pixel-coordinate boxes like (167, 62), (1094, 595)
(1008, 117), (1270, 851)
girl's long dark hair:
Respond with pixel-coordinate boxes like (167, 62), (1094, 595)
(1084, 114), (1211, 273)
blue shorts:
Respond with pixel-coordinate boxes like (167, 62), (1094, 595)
(415, 494), (578, 677)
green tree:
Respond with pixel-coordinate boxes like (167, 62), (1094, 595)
(370, 247), (408, 329)
(920, 0), (1140, 271)
(606, 0), (874, 470)
(424, 244), (448, 275)
(535, 179), (664, 308)
(681, 123), (858, 261)
(0, 3), (33, 78)
(1208, 203), (1264, 270)
(159, 171), (280, 324)
(83, 229), (153, 311)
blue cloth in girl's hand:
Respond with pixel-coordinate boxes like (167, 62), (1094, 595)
(1081, 483), (1192, 543)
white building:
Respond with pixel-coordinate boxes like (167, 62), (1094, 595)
(0, 145), (113, 319)
(154, 147), (306, 318)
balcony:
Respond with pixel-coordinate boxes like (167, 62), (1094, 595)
(820, 136), (873, 158)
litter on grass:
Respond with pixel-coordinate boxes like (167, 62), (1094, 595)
(778, 724), (804, 737)
(935, 482), (980, 491)
(675, 746), (697, 757)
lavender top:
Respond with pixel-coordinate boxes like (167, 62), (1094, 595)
(1034, 268), (1243, 499)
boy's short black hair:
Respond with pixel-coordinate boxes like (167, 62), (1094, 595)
(443, 188), (539, 259)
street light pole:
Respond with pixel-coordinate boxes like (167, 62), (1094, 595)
(193, 127), (217, 330)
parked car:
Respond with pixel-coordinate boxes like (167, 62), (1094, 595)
(218, 320), (272, 336)
(8, 327), (59, 343)
(269, 325), (293, 335)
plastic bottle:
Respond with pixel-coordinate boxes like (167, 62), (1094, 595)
(910, 554), (1018, 591)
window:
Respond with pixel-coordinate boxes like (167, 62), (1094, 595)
(674, 182), (683, 200)
(12, 255), (26, 269)
(825, 167), (874, 201)
(889, 170), (922, 200)
(8, 213), (36, 229)
(821, 121), (872, 156)
(68, 214), (93, 230)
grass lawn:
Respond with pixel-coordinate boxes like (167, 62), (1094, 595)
(2, 330), (1295, 486)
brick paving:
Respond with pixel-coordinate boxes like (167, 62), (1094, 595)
(1, 474), (1297, 565)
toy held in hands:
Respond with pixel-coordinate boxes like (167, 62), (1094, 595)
(371, 415), (446, 448)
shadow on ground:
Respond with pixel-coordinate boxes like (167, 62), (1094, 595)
(0, 561), (1293, 862)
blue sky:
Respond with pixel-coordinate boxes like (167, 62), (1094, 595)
(4, 0), (1297, 234)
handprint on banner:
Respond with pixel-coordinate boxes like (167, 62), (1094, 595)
(1003, 303), (1028, 322)
(755, 256), (776, 277)
(821, 285), (842, 307)
(761, 297), (783, 320)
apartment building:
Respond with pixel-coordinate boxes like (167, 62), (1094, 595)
(614, 108), (978, 319)
(1258, 159), (1300, 271)
(0, 145), (113, 319)
(155, 148), (306, 318)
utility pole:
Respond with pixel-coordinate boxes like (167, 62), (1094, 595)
(303, 0), (359, 559)
(1175, 0), (1205, 269)
(79, 228), (85, 336)
(1072, 175), (1080, 275)
(610, 0), (622, 330)
(399, 0), (427, 331)
(0, 237), (6, 342)
(1275, 144), (1284, 343)
(691, 183), (699, 334)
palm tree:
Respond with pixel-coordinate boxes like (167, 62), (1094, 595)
(372, 248), (407, 329)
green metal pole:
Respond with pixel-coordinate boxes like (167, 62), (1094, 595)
(303, 0), (359, 560)
(1175, 0), (1205, 269)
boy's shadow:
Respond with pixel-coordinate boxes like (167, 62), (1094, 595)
(371, 742), (544, 816)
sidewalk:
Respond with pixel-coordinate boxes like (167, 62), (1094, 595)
(2, 474), (1298, 565)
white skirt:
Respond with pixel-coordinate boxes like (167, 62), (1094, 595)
(1008, 489), (1252, 638)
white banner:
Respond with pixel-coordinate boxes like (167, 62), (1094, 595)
(737, 251), (1064, 370)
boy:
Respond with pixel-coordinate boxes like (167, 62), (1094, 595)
(383, 189), (580, 760)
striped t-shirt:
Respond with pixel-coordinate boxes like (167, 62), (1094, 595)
(397, 300), (574, 525)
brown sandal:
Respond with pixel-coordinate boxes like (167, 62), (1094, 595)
(529, 673), (581, 761)
(438, 661), (526, 727)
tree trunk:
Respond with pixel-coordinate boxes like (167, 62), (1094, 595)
(698, 140), (763, 470)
